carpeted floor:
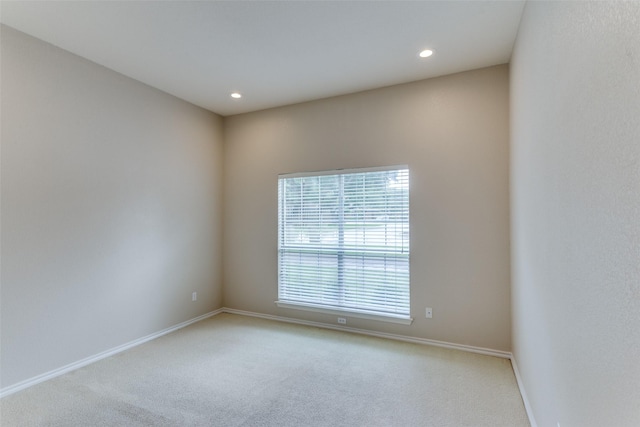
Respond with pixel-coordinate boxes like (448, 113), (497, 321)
(1, 313), (530, 426)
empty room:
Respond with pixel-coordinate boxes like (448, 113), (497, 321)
(1, 1), (638, 426)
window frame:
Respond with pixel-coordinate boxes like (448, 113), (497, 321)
(276, 165), (412, 325)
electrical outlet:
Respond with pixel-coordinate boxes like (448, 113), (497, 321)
(192, 292), (197, 301)
(337, 317), (347, 324)
(425, 307), (433, 318)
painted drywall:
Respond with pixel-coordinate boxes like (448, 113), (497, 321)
(510, 2), (640, 426)
(0, 26), (224, 389)
(223, 65), (511, 351)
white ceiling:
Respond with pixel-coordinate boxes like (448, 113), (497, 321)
(0, 1), (525, 116)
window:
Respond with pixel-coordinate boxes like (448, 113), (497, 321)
(277, 166), (410, 323)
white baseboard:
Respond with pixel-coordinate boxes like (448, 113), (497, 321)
(510, 356), (538, 427)
(221, 307), (512, 359)
(0, 309), (223, 399)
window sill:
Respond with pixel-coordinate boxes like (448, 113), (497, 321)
(275, 300), (413, 325)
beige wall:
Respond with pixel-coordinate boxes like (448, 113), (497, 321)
(0, 26), (224, 388)
(223, 65), (512, 351)
(511, 2), (640, 426)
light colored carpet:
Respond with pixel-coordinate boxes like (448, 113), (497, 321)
(1, 313), (529, 426)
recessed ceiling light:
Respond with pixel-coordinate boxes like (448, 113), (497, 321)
(419, 49), (434, 58)
(230, 92), (242, 99)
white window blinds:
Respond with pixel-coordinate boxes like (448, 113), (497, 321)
(278, 166), (410, 319)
